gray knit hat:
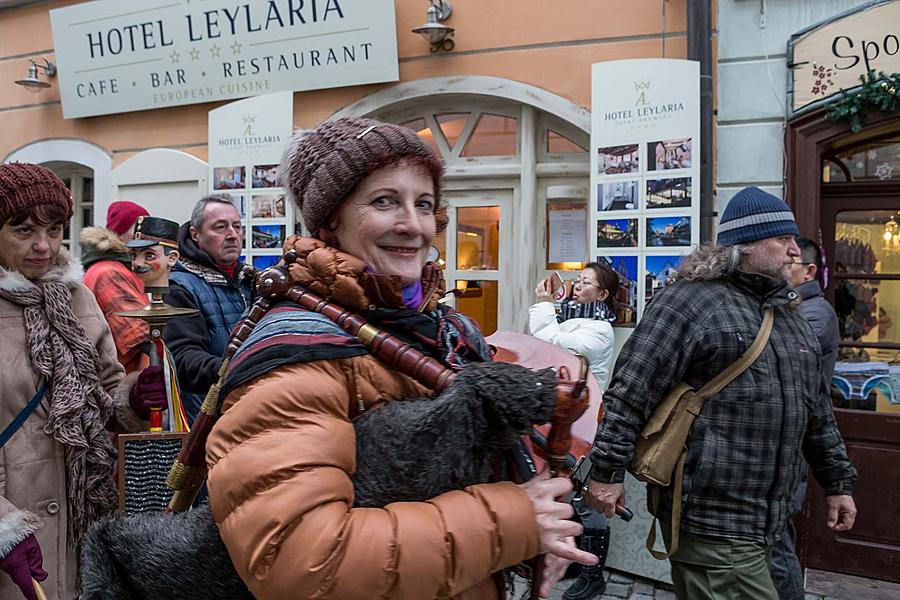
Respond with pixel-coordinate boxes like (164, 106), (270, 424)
(279, 117), (444, 235)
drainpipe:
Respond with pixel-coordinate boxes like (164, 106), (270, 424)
(687, 0), (714, 243)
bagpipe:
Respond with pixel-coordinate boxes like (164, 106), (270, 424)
(82, 249), (629, 600)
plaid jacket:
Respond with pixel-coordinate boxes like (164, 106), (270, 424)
(590, 270), (857, 543)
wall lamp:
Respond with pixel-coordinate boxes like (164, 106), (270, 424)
(15, 58), (57, 92)
(412, 0), (455, 53)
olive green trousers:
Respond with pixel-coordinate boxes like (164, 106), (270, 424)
(662, 527), (780, 600)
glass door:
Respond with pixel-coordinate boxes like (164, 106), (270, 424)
(434, 191), (511, 335)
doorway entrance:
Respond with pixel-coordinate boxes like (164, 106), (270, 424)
(787, 114), (900, 584)
(434, 190), (511, 335)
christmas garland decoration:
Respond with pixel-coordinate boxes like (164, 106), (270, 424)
(826, 70), (900, 132)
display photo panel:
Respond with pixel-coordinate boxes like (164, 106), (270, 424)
(647, 138), (692, 171)
(647, 216), (691, 247)
(597, 144), (639, 176)
(597, 255), (638, 327)
(597, 218), (638, 248)
(598, 180), (639, 212)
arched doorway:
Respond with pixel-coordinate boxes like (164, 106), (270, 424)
(5, 139), (112, 258)
(786, 107), (900, 583)
(335, 77), (591, 334)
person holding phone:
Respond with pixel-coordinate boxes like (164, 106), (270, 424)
(529, 261), (620, 600)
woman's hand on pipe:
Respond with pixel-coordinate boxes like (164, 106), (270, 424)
(520, 477), (599, 564)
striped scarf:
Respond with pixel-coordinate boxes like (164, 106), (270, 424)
(556, 298), (616, 324)
(0, 267), (118, 547)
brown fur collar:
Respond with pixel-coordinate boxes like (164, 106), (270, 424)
(283, 236), (446, 312)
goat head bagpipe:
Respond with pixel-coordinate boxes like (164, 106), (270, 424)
(79, 250), (592, 600)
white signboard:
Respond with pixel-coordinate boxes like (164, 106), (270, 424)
(790, 0), (900, 114)
(49, 0), (398, 119)
(548, 207), (587, 263)
(590, 59), (700, 328)
(208, 92), (295, 269)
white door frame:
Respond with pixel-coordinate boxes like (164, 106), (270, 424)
(442, 189), (513, 331)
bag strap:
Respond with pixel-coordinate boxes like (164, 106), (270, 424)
(0, 383), (48, 450)
(645, 450), (686, 560)
(695, 307), (774, 401)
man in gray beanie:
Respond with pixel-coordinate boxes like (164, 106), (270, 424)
(585, 187), (857, 599)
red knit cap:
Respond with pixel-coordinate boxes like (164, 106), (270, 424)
(106, 200), (149, 236)
(0, 163), (73, 224)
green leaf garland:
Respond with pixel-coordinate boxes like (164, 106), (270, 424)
(826, 70), (900, 133)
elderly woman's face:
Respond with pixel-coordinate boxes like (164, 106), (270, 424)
(0, 218), (64, 280)
(332, 163), (436, 285)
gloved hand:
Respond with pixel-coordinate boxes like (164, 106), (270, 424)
(0, 534), (47, 600)
(128, 365), (167, 419)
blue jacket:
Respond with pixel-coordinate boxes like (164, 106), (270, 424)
(164, 228), (253, 422)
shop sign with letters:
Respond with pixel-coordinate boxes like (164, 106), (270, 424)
(789, 0), (900, 114)
(49, 0), (398, 119)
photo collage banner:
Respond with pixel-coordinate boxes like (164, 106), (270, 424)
(208, 91), (295, 270)
(590, 59), (700, 326)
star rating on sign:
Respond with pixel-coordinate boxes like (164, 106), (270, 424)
(189, 48), (200, 61)
(230, 41), (242, 55)
(169, 50), (180, 64)
(210, 44), (221, 58)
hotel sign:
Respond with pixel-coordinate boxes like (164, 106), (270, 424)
(789, 0), (900, 114)
(49, 0), (399, 119)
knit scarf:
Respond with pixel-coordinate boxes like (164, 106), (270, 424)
(556, 298), (616, 324)
(0, 262), (118, 546)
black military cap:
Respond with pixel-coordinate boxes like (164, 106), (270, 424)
(126, 215), (179, 249)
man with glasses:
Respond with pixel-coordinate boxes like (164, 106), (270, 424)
(769, 236), (840, 600)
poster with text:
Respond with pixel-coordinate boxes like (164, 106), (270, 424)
(208, 92), (294, 264)
(591, 58), (700, 325)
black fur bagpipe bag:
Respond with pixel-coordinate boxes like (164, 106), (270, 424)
(79, 362), (557, 600)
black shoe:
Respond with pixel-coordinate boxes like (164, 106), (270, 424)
(562, 527), (610, 600)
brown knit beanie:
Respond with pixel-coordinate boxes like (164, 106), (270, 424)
(279, 117), (444, 235)
(0, 163), (73, 225)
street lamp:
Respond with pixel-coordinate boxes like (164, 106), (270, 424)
(412, 0), (455, 53)
(14, 58), (57, 93)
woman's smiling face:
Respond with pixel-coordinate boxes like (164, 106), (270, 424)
(331, 162), (437, 285)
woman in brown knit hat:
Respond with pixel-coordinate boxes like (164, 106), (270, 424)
(203, 118), (597, 600)
(0, 163), (143, 600)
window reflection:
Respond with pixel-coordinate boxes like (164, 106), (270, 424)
(824, 137), (900, 182)
(455, 280), (498, 335)
(456, 206), (500, 270)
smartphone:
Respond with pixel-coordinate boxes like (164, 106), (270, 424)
(546, 271), (565, 300)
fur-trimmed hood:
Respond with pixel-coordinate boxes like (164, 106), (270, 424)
(0, 247), (84, 293)
(80, 227), (131, 271)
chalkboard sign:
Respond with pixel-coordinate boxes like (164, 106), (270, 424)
(117, 433), (187, 514)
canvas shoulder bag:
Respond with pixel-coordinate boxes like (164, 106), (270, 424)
(629, 307), (773, 559)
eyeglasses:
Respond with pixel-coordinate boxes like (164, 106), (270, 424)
(573, 278), (600, 288)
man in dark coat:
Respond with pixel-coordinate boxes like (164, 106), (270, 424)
(770, 236), (841, 600)
(163, 195), (252, 422)
(586, 187), (857, 600)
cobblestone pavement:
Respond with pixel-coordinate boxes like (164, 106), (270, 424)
(507, 569), (850, 600)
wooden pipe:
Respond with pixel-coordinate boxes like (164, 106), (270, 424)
(32, 578), (48, 600)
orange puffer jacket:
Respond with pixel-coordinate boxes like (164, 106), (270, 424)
(205, 237), (540, 600)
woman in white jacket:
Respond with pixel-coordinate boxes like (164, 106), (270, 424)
(529, 262), (617, 389)
(528, 261), (619, 600)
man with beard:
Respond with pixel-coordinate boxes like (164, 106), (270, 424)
(586, 187), (857, 600)
(163, 196), (252, 423)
